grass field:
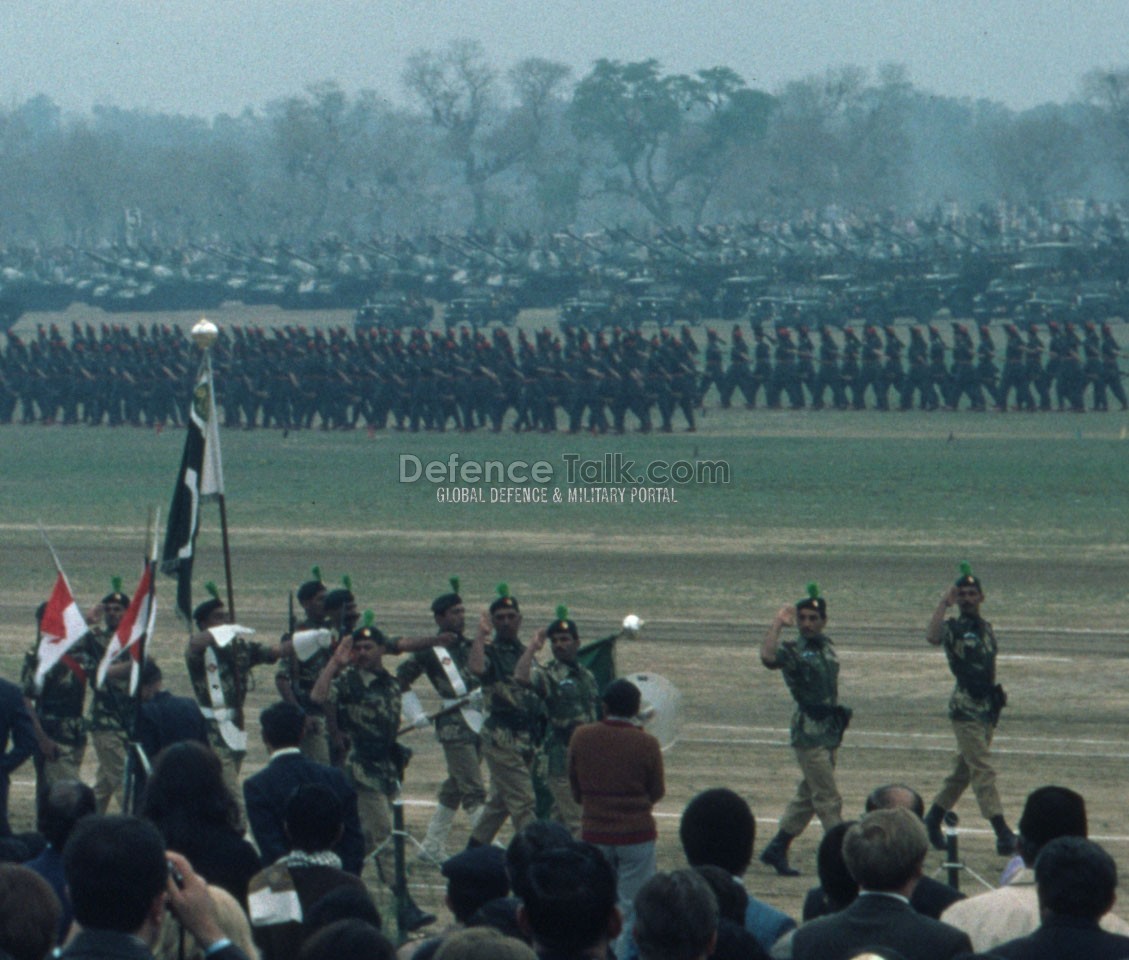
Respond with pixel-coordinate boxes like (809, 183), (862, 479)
(3, 303), (1129, 926)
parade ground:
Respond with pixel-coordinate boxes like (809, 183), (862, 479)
(1, 304), (1128, 922)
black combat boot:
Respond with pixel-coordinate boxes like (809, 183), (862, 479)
(924, 804), (947, 851)
(759, 830), (800, 877)
(397, 890), (437, 933)
(990, 815), (1017, 855)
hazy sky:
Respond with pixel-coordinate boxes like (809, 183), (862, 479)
(6, 0), (1127, 118)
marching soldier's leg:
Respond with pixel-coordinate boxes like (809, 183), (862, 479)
(92, 731), (127, 814)
(801, 747), (843, 830)
(548, 774), (582, 836)
(299, 715), (332, 766)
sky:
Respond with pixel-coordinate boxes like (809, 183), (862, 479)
(5, 0), (1128, 118)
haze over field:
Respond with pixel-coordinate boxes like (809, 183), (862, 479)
(7, 0), (1127, 117)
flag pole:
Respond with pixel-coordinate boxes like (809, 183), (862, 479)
(124, 506), (160, 814)
(204, 348), (236, 623)
(192, 320), (235, 623)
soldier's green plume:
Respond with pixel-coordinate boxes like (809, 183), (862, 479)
(363, 609), (375, 627)
(556, 604), (569, 620)
(496, 583), (510, 599)
(807, 582), (820, 599)
(342, 574), (353, 592)
(450, 576), (460, 595)
(111, 575), (123, 593)
(205, 581), (221, 601)
(311, 565), (322, 582)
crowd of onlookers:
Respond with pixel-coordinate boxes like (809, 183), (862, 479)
(0, 747), (1123, 960)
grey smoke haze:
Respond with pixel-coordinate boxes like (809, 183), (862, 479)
(5, 0), (1126, 117)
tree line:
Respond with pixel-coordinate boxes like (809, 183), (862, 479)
(4, 40), (1129, 244)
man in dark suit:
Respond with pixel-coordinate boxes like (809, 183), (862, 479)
(864, 783), (964, 919)
(243, 701), (364, 874)
(0, 675), (36, 836)
(990, 836), (1129, 959)
(131, 661), (209, 808)
(791, 808), (972, 960)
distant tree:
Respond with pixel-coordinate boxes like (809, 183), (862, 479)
(506, 57), (579, 228)
(984, 110), (1085, 203)
(403, 38), (529, 229)
(1082, 67), (1129, 185)
(570, 58), (773, 225)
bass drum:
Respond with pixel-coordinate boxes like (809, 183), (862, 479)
(622, 671), (682, 751)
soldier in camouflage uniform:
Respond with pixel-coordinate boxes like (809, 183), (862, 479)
(311, 620), (445, 931)
(22, 601), (99, 810)
(186, 593), (284, 824)
(275, 573), (333, 764)
(397, 580), (485, 865)
(923, 564), (1017, 856)
(516, 607), (600, 836)
(86, 583), (136, 813)
(759, 584), (851, 876)
(468, 586), (547, 846)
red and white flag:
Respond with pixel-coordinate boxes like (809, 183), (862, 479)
(34, 572), (88, 691)
(96, 562), (157, 695)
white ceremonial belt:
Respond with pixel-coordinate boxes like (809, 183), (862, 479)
(443, 699), (484, 734)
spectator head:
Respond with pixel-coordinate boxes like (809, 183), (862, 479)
(297, 919), (395, 960)
(139, 661), (163, 701)
(1035, 836), (1117, 921)
(284, 784), (343, 854)
(601, 678), (641, 719)
(633, 869), (719, 960)
(38, 779), (96, 850)
(864, 784), (925, 819)
(433, 928), (535, 960)
(304, 886), (382, 933)
(1018, 786), (1088, 865)
(517, 841), (618, 956)
(441, 845), (509, 924)
(63, 815), (167, 936)
(690, 865), (746, 925)
(260, 701), (307, 751)
(141, 741), (241, 840)
(0, 864), (61, 960)
(505, 820), (571, 900)
(842, 808), (928, 894)
(467, 897), (524, 942)
(679, 788), (754, 877)
(817, 820), (860, 911)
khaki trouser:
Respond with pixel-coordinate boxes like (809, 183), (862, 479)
(92, 731), (127, 814)
(436, 738), (486, 812)
(934, 717), (1002, 819)
(356, 783), (395, 886)
(42, 742), (86, 788)
(207, 731), (247, 831)
(471, 729), (536, 844)
(548, 774), (582, 836)
(299, 715), (332, 766)
(779, 745), (842, 837)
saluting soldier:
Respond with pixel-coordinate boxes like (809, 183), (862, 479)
(397, 577), (486, 864)
(22, 599), (100, 810)
(310, 615), (443, 931)
(759, 583), (851, 877)
(468, 584), (547, 846)
(275, 568), (333, 764)
(86, 579), (136, 813)
(185, 585), (285, 822)
(923, 563), (1017, 856)
(516, 605), (600, 836)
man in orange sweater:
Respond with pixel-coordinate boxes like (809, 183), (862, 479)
(567, 678), (665, 959)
